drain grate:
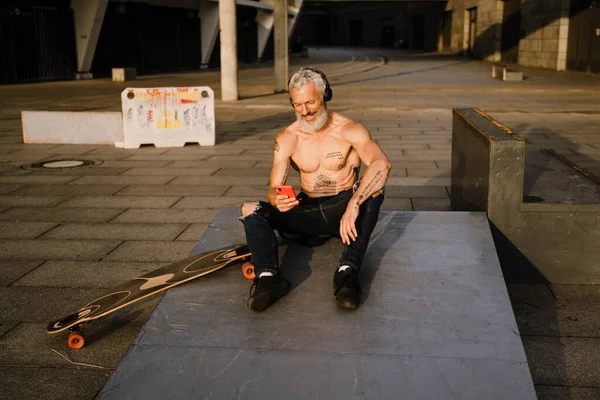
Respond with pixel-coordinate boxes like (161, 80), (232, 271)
(23, 159), (102, 170)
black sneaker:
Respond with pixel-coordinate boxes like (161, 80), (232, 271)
(333, 267), (361, 309)
(247, 274), (291, 312)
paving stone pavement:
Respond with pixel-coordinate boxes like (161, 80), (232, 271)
(0, 47), (599, 399)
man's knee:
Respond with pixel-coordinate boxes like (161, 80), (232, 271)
(240, 201), (261, 218)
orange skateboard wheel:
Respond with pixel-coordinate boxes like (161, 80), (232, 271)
(68, 331), (85, 350)
(242, 262), (255, 280)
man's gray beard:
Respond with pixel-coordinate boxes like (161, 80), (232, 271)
(296, 107), (328, 133)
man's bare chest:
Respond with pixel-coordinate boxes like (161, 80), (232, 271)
(292, 136), (354, 173)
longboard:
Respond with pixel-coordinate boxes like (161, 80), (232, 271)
(47, 244), (254, 349)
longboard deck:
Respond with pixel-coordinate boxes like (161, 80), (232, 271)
(47, 244), (250, 335)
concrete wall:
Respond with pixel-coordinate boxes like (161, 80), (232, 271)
(445, 0), (571, 69)
(445, 0), (502, 61)
(519, 0), (569, 70)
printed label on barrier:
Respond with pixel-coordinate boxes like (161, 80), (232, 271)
(121, 87), (215, 148)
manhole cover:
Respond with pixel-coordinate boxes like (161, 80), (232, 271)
(23, 159), (102, 170)
(43, 160), (85, 168)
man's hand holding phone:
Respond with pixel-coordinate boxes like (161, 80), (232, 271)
(273, 185), (299, 212)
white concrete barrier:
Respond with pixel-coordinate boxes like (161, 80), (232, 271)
(21, 111), (123, 145)
(120, 87), (215, 149)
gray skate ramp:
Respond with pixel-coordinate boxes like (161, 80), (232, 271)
(97, 209), (535, 399)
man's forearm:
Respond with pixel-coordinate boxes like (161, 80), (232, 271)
(350, 159), (391, 206)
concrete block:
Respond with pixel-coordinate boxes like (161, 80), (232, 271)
(492, 63), (504, 78)
(112, 67), (136, 82)
(22, 111), (123, 145)
(503, 68), (524, 81)
(120, 87), (215, 148)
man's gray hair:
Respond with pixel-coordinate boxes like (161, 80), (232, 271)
(288, 68), (326, 96)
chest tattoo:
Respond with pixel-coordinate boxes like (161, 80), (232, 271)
(326, 151), (344, 160)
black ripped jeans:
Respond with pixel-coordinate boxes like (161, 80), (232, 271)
(239, 184), (384, 276)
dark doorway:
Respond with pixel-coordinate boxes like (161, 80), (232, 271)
(568, 0), (600, 73)
(412, 15), (425, 50)
(501, 0), (521, 63)
(441, 11), (452, 50)
(315, 15), (331, 45)
(349, 19), (363, 45)
(382, 25), (395, 47)
(0, 5), (76, 84)
(467, 7), (477, 55)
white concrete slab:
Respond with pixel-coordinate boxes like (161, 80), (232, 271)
(22, 111), (122, 145)
(97, 209), (536, 399)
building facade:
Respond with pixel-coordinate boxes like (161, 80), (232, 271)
(1, 0), (598, 84)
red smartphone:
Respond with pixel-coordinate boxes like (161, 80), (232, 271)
(276, 185), (297, 200)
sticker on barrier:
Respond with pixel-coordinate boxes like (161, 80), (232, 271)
(120, 87), (215, 148)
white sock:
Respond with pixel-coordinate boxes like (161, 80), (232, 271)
(337, 265), (351, 272)
(258, 271), (274, 278)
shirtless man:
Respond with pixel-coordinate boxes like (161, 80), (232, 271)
(239, 67), (392, 312)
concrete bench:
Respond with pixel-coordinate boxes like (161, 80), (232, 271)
(451, 108), (600, 283)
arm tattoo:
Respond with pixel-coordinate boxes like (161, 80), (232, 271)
(356, 171), (384, 204)
(273, 140), (280, 153)
(280, 161), (290, 185)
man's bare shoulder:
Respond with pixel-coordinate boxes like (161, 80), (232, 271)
(339, 118), (371, 142)
(329, 112), (353, 128)
(274, 124), (299, 149)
